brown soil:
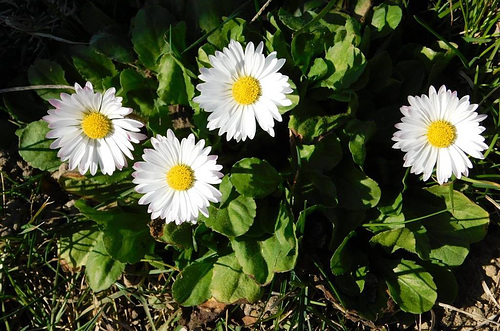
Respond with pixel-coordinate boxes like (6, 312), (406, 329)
(432, 224), (500, 331)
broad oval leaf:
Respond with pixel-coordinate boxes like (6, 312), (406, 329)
(90, 28), (136, 64)
(16, 120), (60, 171)
(85, 237), (126, 292)
(172, 258), (215, 306)
(320, 39), (366, 91)
(58, 223), (101, 270)
(371, 4), (403, 38)
(131, 6), (174, 71)
(333, 162), (381, 210)
(202, 195), (257, 237)
(230, 158), (282, 199)
(211, 253), (261, 303)
(385, 259), (437, 314)
(231, 203), (297, 284)
(157, 54), (193, 106)
(71, 45), (117, 86)
(158, 222), (193, 248)
(27, 59), (72, 101)
(425, 186), (489, 244)
(102, 213), (155, 264)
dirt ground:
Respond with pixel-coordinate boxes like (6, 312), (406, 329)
(431, 224), (500, 331)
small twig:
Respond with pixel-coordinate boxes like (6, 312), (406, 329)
(438, 302), (500, 326)
(429, 309), (436, 330)
(0, 85), (74, 94)
(251, 0), (273, 22)
(482, 280), (500, 310)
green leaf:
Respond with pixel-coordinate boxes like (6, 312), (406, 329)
(219, 175), (234, 206)
(58, 223), (101, 270)
(157, 54), (193, 106)
(403, 186), (490, 266)
(16, 120), (60, 171)
(74, 200), (154, 263)
(299, 170), (338, 207)
(202, 194), (257, 238)
(278, 8), (312, 31)
(308, 58), (329, 81)
(79, 2), (114, 35)
(119, 69), (157, 116)
(422, 262), (458, 304)
(375, 223), (432, 261)
(371, 227), (419, 254)
(230, 158), (282, 199)
(60, 169), (134, 202)
(425, 186), (489, 243)
(278, 79), (300, 115)
(385, 259), (437, 314)
(131, 6), (174, 71)
(207, 17), (246, 49)
(291, 30), (329, 74)
(71, 45), (117, 86)
(345, 119), (376, 167)
(90, 27), (136, 64)
(211, 253), (261, 303)
(158, 222), (193, 248)
(27, 60), (72, 101)
(102, 212), (155, 264)
(59, 223), (125, 292)
(85, 237), (126, 292)
(289, 103), (349, 143)
(320, 39), (366, 91)
(172, 253), (261, 306)
(330, 231), (356, 275)
(370, 4), (403, 38)
(74, 199), (115, 225)
(426, 216), (470, 266)
(246, 197), (281, 237)
(333, 163), (381, 210)
(298, 134), (342, 171)
(366, 51), (393, 91)
(172, 257), (215, 306)
(231, 203), (297, 285)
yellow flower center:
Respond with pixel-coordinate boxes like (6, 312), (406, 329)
(427, 120), (457, 148)
(166, 164), (195, 191)
(81, 112), (112, 139)
(232, 76), (261, 105)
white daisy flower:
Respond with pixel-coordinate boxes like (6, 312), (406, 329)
(132, 129), (223, 224)
(193, 39), (293, 142)
(392, 85), (488, 184)
(43, 82), (146, 176)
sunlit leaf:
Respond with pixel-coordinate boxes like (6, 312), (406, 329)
(384, 259), (437, 314)
(230, 158), (282, 199)
(16, 120), (60, 171)
(131, 6), (174, 71)
(28, 60), (72, 101)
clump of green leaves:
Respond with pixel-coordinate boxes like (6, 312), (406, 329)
(7, 0), (496, 324)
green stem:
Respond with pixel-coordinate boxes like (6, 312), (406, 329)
(362, 208), (451, 227)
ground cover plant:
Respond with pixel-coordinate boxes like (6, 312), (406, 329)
(1, 0), (499, 329)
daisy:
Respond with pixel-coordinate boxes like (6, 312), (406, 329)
(43, 82), (146, 175)
(193, 39), (293, 142)
(132, 129), (223, 224)
(392, 85), (488, 184)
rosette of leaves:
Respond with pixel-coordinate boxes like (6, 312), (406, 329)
(265, 0), (490, 319)
(14, 0), (492, 319)
(21, 2), (300, 303)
